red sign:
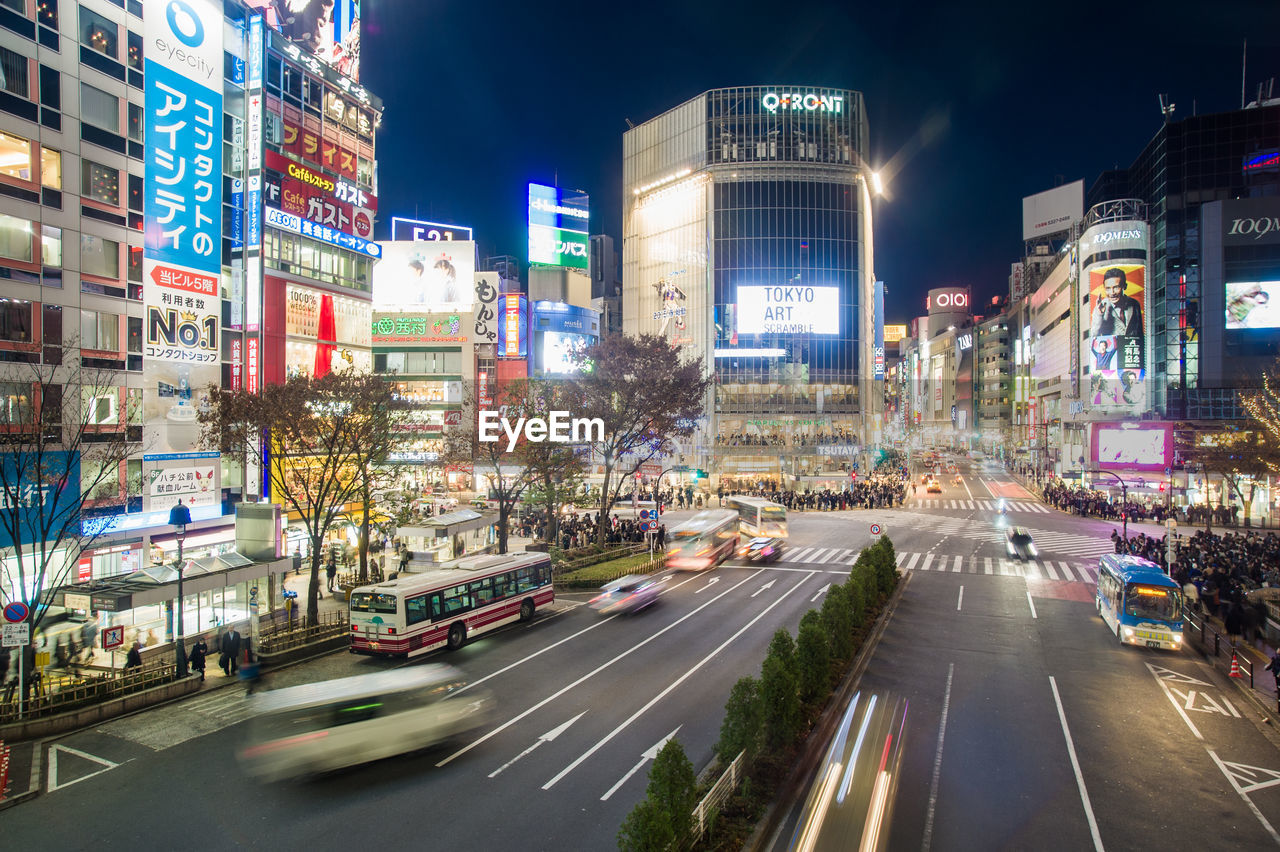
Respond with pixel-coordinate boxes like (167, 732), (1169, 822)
(443, 410), (462, 427)
(101, 625), (125, 651)
(281, 122), (359, 180)
(247, 337), (260, 394)
(230, 338), (243, 390)
(149, 264), (218, 297)
(478, 371), (492, 407)
(77, 555), (93, 583)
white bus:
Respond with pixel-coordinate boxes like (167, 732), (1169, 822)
(665, 509), (740, 570)
(727, 495), (788, 538)
(238, 666), (492, 781)
(349, 552), (553, 658)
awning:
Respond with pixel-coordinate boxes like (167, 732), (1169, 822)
(53, 552), (292, 610)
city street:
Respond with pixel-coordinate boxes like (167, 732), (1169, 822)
(7, 466), (1279, 849)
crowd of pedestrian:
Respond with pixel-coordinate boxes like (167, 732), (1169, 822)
(516, 508), (664, 551)
(714, 428), (858, 447)
(1170, 529), (1280, 644)
(1042, 478), (1173, 523)
(718, 473), (909, 512)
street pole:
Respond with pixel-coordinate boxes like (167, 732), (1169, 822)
(169, 501), (192, 678)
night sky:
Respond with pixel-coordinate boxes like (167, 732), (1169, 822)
(361, 0), (1278, 323)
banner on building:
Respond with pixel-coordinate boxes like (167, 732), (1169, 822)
(1079, 220), (1148, 413)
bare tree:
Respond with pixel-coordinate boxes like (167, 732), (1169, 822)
(0, 346), (140, 640)
(200, 370), (382, 624)
(569, 334), (710, 544)
(1181, 423), (1280, 528)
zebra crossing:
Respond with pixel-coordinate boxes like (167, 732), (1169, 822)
(859, 510), (1116, 559)
(910, 498), (1051, 514)
(894, 550), (1100, 583)
(96, 685), (253, 750)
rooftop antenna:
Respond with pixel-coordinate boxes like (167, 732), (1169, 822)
(1158, 94), (1175, 121)
(1242, 38), (1247, 109)
(624, 118), (635, 129)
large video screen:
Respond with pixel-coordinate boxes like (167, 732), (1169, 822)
(1092, 424), (1171, 471)
(246, 1), (361, 82)
(736, 285), (840, 335)
(373, 241), (475, 313)
(1226, 281), (1280, 329)
(542, 331), (591, 374)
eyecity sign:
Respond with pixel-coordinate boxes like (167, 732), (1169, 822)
(478, 411), (605, 453)
(761, 92), (844, 114)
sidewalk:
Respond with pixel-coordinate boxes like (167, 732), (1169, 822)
(1187, 608), (1280, 720)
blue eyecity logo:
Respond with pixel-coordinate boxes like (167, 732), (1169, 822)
(166, 1), (205, 48)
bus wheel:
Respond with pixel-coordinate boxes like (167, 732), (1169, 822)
(519, 599), (535, 622)
(447, 622), (467, 651)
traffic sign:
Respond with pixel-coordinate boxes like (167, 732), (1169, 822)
(2, 623), (30, 647)
(641, 520), (658, 532)
(1165, 467), (1172, 476)
(2, 601), (28, 623)
(101, 625), (125, 650)
(639, 509), (654, 520)
(870, 523), (883, 536)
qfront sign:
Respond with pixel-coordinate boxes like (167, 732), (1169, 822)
(761, 92), (844, 114)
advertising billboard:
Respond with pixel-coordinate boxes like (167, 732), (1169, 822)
(1091, 423), (1172, 472)
(390, 218), (473, 242)
(279, 117), (358, 180)
(532, 303), (599, 375)
(873, 280), (885, 380)
(1226, 281), (1280, 329)
(144, 454), (220, 513)
(882, 324), (908, 343)
(736, 285), (840, 335)
(265, 206), (380, 257)
(542, 331), (591, 374)
(528, 183), (589, 270)
(1022, 181), (1083, 241)
(373, 241), (475, 312)
(1221, 197), (1280, 247)
(498, 294), (528, 358)
(143, 0), (222, 471)
(245, 1), (361, 82)
(1080, 221), (1147, 412)
(371, 313), (469, 344)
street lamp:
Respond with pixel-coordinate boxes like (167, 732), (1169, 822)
(1091, 469), (1130, 541)
(169, 499), (192, 678)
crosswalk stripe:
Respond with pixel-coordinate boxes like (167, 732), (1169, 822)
(1077, 564), (1097, 582)
(809, 548), (832, 563)
(837, 548), (855, 563)
(920, 554), (935, 571)
(1033, 504), (1049, 513)
(1058, 561), (1076, 581)
(1000, 559), (1016, 576)
(952, 555), (963, 573)
(1024, 560), (1041, 580)
(1044, 561), (1060, 580)
(896, 551), (907, 566)
(903, 553), (921, 571)
(791, 547), (814, 562)
(984, 557), (993, 574)
(966, 500), (976, 509)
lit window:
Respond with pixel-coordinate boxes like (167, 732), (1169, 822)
(80, 233), (119, 279)
(80, 6), (118, 60)
(0, 213), (34, 263)
(41, 225), (61, 266)
(81, 309), (120, 351)
(40, 148), (60, 187)
(82, 159), (120, 206)
(0, 130), (32, 180)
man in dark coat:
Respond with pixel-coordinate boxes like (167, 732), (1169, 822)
(220, 627), (242, 676)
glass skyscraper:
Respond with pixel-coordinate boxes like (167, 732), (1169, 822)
(623, 86), (876, 490)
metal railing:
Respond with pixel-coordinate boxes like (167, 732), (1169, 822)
(0, 659), (177, 724)
(257, 610), (350, 655)
(691, 750), (746, 842)
(1185, 608), (1255, 688)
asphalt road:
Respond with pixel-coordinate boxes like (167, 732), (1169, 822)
(12, 461), (1277, 850)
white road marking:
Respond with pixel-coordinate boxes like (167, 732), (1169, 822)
(956, 586), (964, 611)
(543, 573), (814, 790)
(1044, 562), (1060, 580)
(921, 662), (955, 852)
(920, 554), (935, 572)
(1049, 676), (1105, 851)
(488, 712), (585, 778)
(903, 553), (921, 572)
(47, 744), (121, 792)
(1144, 663), (1204, 741)
(1209, 750), (1280, 846)
(600, 726), (681, 801)
(952, 556), (962, 573)
(1026, 590), (1038, 618)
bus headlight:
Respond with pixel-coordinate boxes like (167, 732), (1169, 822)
(1122, 627), (1134, 638)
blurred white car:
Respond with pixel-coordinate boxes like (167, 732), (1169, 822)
(589, 575), (660, 614)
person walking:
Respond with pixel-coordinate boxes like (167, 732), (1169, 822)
(124, 641), (143, 670)
(220, 626), (242, 676)
(189, 635), (208, 682)
(325, 553), (338, 593)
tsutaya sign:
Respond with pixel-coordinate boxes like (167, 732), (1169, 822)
(761, 92), (844, 114)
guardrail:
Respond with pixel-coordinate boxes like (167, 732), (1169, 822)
(691, 750), (746, 843)
(257, 610), (350, 655)
(0, 659), (176, 724)
(1185, 608), (1258, 690)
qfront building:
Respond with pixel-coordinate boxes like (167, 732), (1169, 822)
(623, 86), (879, 490)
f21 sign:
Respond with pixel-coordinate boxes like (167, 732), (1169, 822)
(737, 285), (840, 335)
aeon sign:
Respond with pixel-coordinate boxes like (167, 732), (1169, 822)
(761, 92), (844, 115)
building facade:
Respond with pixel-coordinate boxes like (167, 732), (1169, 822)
(622, 86), (877, 490)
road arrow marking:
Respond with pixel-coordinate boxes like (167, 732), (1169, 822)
(601, 726), (682, 801)
(695, 578), (720, 594)
(488, 712), (586, 778)
(810, 583), (831, 602)
(751, 579), (776, 598)
(48, 744), (121, 792)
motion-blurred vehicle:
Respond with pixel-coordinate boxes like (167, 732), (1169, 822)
(996, 497), (1008, 514)
(737, 536), (784, 563)
(1006, 527), (1037, 560)
(788, 691), (908, 851)
(665, 510), (740, 570)
(920, 473), (930, 484)
(925, 478), (942, 493)
(238, 666), (492, 782)
(952, 474), (963, 486)
(589, 574), (660, 614)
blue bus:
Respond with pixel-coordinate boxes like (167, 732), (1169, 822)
(1095, 554), (1183, 650)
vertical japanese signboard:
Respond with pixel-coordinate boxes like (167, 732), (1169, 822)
(143, 0), (222, 504)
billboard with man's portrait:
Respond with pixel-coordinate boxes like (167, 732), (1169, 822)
(1079, 221), (1148, 413)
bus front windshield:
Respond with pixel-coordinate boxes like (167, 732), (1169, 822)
(1124, 584), (1181, 622)
(350, 593), (398, 614)
(672, 530), (710, 553)
(761, 506), (787, 529)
